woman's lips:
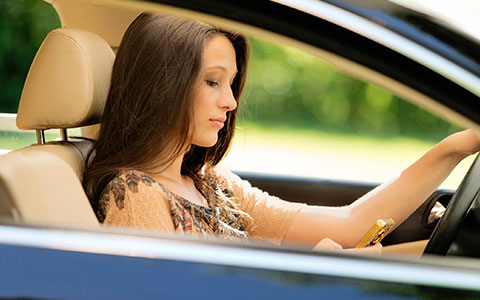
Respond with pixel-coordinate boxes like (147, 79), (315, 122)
(210, 118), (225, 129)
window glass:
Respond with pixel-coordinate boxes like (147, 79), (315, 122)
(2, 1), (472, 190)
(221, 37), (472, 189)
(0, 0), (60, 151)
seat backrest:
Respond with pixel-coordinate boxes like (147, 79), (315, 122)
(0, 28), (114, 227)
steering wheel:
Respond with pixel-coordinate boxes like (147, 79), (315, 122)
(424, 154), (480, 255)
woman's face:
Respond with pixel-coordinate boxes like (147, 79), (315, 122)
(191, 35), (238, 147)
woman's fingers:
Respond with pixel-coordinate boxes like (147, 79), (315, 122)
(313, 238), (383, 256)
(344, 243), (383, 256)
(313, 238), (343, 251)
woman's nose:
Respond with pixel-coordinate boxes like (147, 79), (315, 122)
(220, 86), (237, 111)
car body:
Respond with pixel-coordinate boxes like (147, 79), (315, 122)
(1, 0), (480, 299)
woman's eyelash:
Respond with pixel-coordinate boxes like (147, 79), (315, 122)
(205, 80), (220, 87)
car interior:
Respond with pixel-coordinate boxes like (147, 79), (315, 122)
(0, 0), (463, 257)
(0, 27), (113, 228)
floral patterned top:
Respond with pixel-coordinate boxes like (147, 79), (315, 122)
(98, 167), (305, 244)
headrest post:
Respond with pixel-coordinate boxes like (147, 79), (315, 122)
(36, 130), (45, 145)
(60, 128), (68, 141)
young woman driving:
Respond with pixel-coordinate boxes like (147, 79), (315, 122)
(83, 13), (480, 254)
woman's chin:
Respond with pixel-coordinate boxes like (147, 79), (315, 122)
(193, 137), (219, 148)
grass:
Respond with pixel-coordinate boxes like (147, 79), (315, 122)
(0, 124), (472, 189)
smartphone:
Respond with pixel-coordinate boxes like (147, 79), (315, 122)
(355, 218), (395, 248)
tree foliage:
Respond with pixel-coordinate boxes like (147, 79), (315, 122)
(242, 38), (460, 140)
(0, 0), (60, 113)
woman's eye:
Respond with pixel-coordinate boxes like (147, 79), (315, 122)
(206, 80), (220, 87)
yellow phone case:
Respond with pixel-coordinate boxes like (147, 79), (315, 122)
(355, 218), (395, 248)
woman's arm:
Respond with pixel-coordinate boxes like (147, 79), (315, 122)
(283, 129), (480, 249)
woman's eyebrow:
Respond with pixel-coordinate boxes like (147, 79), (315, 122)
(206, 65), (238, 74)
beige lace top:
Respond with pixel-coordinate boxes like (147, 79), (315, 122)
(98, 167), (305, 245)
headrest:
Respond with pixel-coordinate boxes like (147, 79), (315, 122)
(17, 28), (115, 130)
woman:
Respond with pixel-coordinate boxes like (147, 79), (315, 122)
(83, 13), (480, 254)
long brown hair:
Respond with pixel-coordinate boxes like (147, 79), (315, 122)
(83, 13), (249, 220)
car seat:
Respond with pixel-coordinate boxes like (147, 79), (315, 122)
(0, 28), (114, 227)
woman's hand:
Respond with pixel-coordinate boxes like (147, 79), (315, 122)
(313, 238), (343, 251)
(313, 238), (383, 256)
(443, 129), (480, 159)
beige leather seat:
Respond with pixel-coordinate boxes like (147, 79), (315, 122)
(0, 28), (114, 227)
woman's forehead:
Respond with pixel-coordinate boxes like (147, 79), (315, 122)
(204, 36), (237, 73)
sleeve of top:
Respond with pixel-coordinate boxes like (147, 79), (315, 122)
(212, 167), (306, 245)
(101, 172), (175, 232)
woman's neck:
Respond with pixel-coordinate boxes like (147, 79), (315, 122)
(156, 152), (186, 185)
(148, 151), (209, 207)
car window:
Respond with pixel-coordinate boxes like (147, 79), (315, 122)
(1, 3), (472, 189)
(220, 37), (474, 189)
(0, 0), (62, 153)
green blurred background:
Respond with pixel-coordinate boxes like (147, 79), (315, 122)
(0, 0), (60, 114)
(244, 38), (460, 140)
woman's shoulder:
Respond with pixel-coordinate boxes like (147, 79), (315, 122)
(104, 170), (157, 194)
(203, 165), (237, 181)
(203, 165), (237, 187)
(99, 170), (160, 208)
(117, 169), (157, 189)
(202, 165), (249, 198)
(97, 169), (176, 230)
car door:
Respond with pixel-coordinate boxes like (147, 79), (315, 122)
(2, 223), (480, 299)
